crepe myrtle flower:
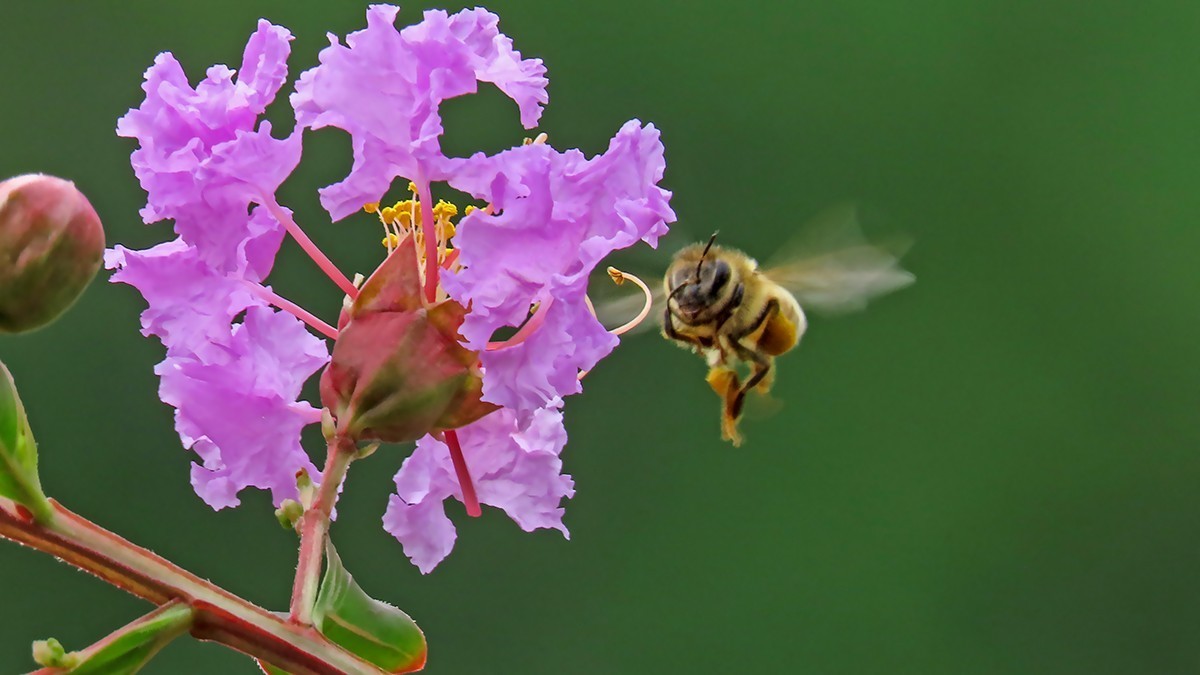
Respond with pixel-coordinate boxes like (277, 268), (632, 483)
(107, 5), (674, 572)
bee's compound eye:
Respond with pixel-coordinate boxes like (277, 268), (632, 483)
(669, 266), (694, 291)
(702, 258), (731, 291)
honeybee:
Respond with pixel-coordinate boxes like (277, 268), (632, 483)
(629, 206), (913, 445)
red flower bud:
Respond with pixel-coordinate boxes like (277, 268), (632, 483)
(0, 175), (104, 333)
(320, 236), (497, 443)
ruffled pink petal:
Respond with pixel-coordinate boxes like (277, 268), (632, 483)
(384, 406), (572, 572)
(160, 307), (328, 509)
(291, 5), (548, 221)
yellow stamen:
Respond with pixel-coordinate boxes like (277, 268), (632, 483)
(363, 202), (380, 214)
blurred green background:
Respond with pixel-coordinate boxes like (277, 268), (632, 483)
(3, 1), (1199, 673)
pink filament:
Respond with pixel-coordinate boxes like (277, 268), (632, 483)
(607, 270), (654, 336)
(414, 177), (440, 304)
(444, 430), (481, 518)
(260, 195), (358, 300)
(486, 299), (553, 351)
(245, 282), (339, 340)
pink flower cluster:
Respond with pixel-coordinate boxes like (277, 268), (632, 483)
(109, 5), (674, 572)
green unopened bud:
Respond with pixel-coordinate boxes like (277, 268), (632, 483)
(275, 498), (304, 530)
(320, 235), (497, 443)
(0, 174), (105, 333)
(32, 637), (76, 668)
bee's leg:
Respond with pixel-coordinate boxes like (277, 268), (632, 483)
(729, 342), (771, 420)
(661, 306), (706, 353)
(755, 357), (776, 393)
(724, 297), (782, 422)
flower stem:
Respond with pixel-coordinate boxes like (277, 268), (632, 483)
(30, 600), (194, 672)
(444, 430), (481, 518)
(0, 497), (385, 675)
(289, 435), (356, 625)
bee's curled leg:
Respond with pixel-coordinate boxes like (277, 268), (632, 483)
(662, 306), (708, 354)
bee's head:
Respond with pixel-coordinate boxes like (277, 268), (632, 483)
(666, 232), (734, 324)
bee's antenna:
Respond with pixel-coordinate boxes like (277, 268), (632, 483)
(669, 232), (722, 302)
(694, 230), (719, 278)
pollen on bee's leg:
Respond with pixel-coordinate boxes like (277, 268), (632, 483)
(604, 267), (654, 336)
(721, 411), (744, 447)
(707, 366), (744, 446)
(706, 365), (739, 399)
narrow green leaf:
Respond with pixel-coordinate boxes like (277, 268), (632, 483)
(0, 361), (21, 452)
(314, 543), (427, 673)
(64, 602), (194, 675)
(0, 361), (50, 520)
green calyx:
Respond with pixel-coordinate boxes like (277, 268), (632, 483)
(319, 235), (496, 444)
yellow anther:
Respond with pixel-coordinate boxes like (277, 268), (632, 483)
(433, 200), (458, 218)
(441, 222), (456, 238)
(380, 206), (397, 225)
(363, 202), (380, 214)
(607, 266), (626, 285)
(464, 205), (478, 216)
(381, 232), (402, 248)
(407, 181), (418, 193)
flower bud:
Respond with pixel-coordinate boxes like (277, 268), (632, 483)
(0, 174), (105, 333)
(320, 235), (497, 443)
(32, 637), (74, 668)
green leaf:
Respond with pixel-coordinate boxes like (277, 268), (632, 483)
(0, 362), (20, 451)
(64, 602), (193, 675)
(314, 542), (427, 673)
(0, 361), (50, 521)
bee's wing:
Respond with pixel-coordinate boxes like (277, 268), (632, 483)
(761, 204), (914, 315)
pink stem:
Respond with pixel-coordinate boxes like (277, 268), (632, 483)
(246, 283), (339, 340)
(414, 177), (439, 304)
(260, 195), (358, 300)
(289, 436), (356, 626)
(0, 498), (387, 674)
(444, 430), (481, 518)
